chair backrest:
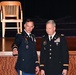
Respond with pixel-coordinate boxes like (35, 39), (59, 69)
(1, 1), (22, 19)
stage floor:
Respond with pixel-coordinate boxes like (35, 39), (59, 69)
(0, 37), (76, 52)
(0, 38), (15, 52)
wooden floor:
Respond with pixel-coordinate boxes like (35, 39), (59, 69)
(0, 37), (76, 75)
(0, 36), (76, 52)
(0, 38), (15, 51)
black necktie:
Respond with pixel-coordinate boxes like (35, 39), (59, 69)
(50, 36), (52, 41)
(28, 34), (32, 41)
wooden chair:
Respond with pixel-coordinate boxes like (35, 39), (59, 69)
(1, 1), (23, 37)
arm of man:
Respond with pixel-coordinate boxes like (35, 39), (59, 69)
(61, 35), (69, 75)
(40, 36), (46, 75)
(13, 48), (18, 56)
(11, 33), (22, 56)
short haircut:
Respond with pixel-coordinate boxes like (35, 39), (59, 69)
(25, 19), (34, 24)
(46, 20), (56, 27)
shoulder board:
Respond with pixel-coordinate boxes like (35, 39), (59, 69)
(42, 35), (45, 37)
(61, 34), (64, 36)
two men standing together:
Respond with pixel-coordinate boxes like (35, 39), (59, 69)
(12, 19), (69, 75)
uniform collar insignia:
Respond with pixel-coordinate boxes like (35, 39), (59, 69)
(25, 36), (28, 41)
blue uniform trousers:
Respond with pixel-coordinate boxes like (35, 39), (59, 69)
(17, 70), (35, 75)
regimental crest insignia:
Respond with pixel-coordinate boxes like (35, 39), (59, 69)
(24, 36), (28, 44)
(25, 37), (28, 41)
(43, 40), (47, 45)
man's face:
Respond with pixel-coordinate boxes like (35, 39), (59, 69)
(46, 23), (56, 35)
(24, 22), (34, 33)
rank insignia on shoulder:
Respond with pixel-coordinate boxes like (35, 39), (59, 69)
(61, 34), (64, 36)
(42, 35), (45, 37)
(43, 40), (47, 45)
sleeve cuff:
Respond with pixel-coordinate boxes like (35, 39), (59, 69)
(40, 64), (45, 70)
(35, 61), (39, 66)
(63, 64), (69, 70)
(12, 44), (18, 50)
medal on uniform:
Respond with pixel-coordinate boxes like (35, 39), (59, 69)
(24, 36), (28, 44)
(44, 47), (46, 50)
(56, 42), (59, 46)
(26, 45), (29, 49)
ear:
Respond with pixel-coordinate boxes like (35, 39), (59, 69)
(33, 25), (34, 29)
(54, 26), (56, 31)
(24, 24), (26, 28)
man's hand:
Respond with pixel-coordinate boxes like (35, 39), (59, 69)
(13, 48), (18, 56)
(41, 70), (45, 75)
(62, 69), (68, 75)
(35, 66), (40, 75)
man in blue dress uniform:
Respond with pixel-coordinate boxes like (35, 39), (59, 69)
(12, 19), (40, 75)
(40, 20), (69, 75)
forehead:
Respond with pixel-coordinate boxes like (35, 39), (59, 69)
(26, 22), (34, 26)
(46, 23), (54, 27)
(26, 21), (34, 24)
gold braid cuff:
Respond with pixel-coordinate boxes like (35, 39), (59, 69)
(12, 44), (18, 48)
(35, 61), (39, 63)
(63, 64), (69, 66)
(40, 64), (44, 66)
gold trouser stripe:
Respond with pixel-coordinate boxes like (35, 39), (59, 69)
(20, 70), (22, 75)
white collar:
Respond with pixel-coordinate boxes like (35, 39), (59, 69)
(48, 32), (56, 40)
(24, 29), (31, 36)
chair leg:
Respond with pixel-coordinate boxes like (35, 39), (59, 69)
(17, 22), (19, 33)
(2, 22), (5, 37)
(20, 22), (22, 32)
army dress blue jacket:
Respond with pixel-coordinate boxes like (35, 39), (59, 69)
(12, 31), (39, 74)
(40, 33), (69, 75)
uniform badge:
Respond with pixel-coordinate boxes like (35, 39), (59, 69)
(43, 40), (47, 45)
(54, 37), (60, 42)
(56, 42), (59, 46)
(24, 36), (28, 44)
(26, 45), (29, 49)
(54, 37), (60, 46)
(44, 47), (46, 50)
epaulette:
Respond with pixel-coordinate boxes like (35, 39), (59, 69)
(61, 34), (64, 36)
(42, 35), (45, 37)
